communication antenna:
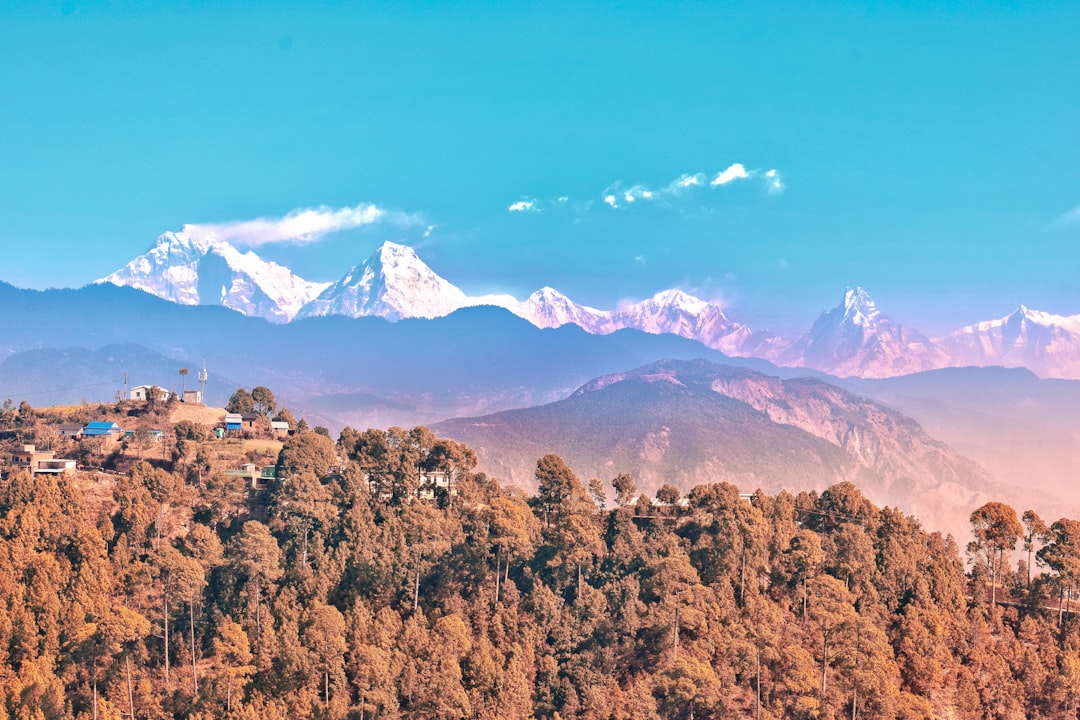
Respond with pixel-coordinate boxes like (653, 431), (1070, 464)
(198, 362), (208, 397)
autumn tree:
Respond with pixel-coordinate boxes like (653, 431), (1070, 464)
(1038, 518), (1080, 631)
(226, 388), (256, 415)
(969, 501), (1023, 607)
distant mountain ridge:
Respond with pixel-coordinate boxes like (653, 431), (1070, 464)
(434, 358), (1028, 536)
(98, 236), (1080, 378)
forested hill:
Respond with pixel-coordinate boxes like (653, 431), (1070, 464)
(2, 426), (1080, 719)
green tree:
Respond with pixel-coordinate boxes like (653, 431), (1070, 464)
(226, 388), (256, 415)
(251, 386), (277, 418)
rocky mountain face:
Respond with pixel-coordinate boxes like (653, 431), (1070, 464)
(99, 230), (330, 323)
(434, 358), (1023, 536)
(770, 287), (946, 378)
(100, 238), (1080, 379)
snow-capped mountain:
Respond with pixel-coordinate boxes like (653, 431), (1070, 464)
(297, 241), (471, 321)
(772, 287), (944, 378)
(104, 235), (1080, 379)
(936, 306), (1080, 379)
(607, 290), (757, 355)
(511, 287), (609, 331)
(99, 230), (330, 323)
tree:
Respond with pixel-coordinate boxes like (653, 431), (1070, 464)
(969, 501), (1023, 607)
(226, 521), (284, 659)
(226, 388), (256, 415)
(303, 603), (347, 711)
(1022, 509), (1051, 590)
(251, 386), (277, 418)
(656, 483), (681, 507)
(613, 471), (637, 508)
(1037, 518), (1080, 630)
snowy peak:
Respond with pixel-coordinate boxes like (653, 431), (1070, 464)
(841, 286), (880, 327)
(773, 287), (942, 378)
(100, 229), (329, 323)
(515, 287), (608, 331)
(297, 241), (468, 321)
(937, 305), (1080, 379)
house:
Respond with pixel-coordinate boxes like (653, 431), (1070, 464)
(10, 445), (76, 475)
(11, 444), (53, 469)
(129, 385), (172, 402)
(418, 469), (454, 501)
(81, 421), (123, 450)
(57, 423), (83, 439)
(181, 389), (203, 404)
(224, 414), (243, 432)
(240, 414), (260, 430)
(270, 420), (291, 438)
(225, 463), (278, 491)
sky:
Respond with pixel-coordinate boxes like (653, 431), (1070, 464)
(1, 0), (1078, 336)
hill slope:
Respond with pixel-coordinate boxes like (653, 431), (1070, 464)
(435, 359), (1029, 535)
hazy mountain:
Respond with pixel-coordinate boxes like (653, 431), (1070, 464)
(772, 287), (945, 378)
(0, 281), (801, 429)
(840, 365), (1080, 509)
(99, 230), (330, 322)
(0, 344), (239, 408)
(86, 238), (1080, 379)
(935, 305), (1080, 379)
(434, 358), (1033, 536)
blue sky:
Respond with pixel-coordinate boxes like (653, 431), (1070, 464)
(1, 0), (1078, 335)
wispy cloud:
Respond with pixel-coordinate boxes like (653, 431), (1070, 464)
(508, 199), (540, 213)
(510, 163), (785, 213)
(1051, 206), (1080, 228)
(183, 202), (422, 247)
(602, 164), (783, 209)
(764, 169), (785, 194)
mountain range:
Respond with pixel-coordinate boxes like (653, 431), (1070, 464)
(99, 233), (1080, 379)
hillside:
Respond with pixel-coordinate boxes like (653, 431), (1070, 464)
(434, 359), (1037, 537)
(1, 424), (1079, 719)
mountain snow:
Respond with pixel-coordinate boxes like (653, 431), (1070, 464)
(102, 237), (1080, 379)
(772, 287), (945, 378)
(298, 241), (471, 321)
(99, 230), (330, 323)
(936, 305), (1080, 379)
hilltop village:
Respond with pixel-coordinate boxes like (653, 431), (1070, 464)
(1, 384), (1080, 719)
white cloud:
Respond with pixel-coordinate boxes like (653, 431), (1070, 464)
(508, 199), (539, 213)
(667, 173), (706, 192)
(183, 202), (420, 247)
(623, 185), (655, 204)
(711, 163), (750, 186)
(524, 162), (784, 214)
